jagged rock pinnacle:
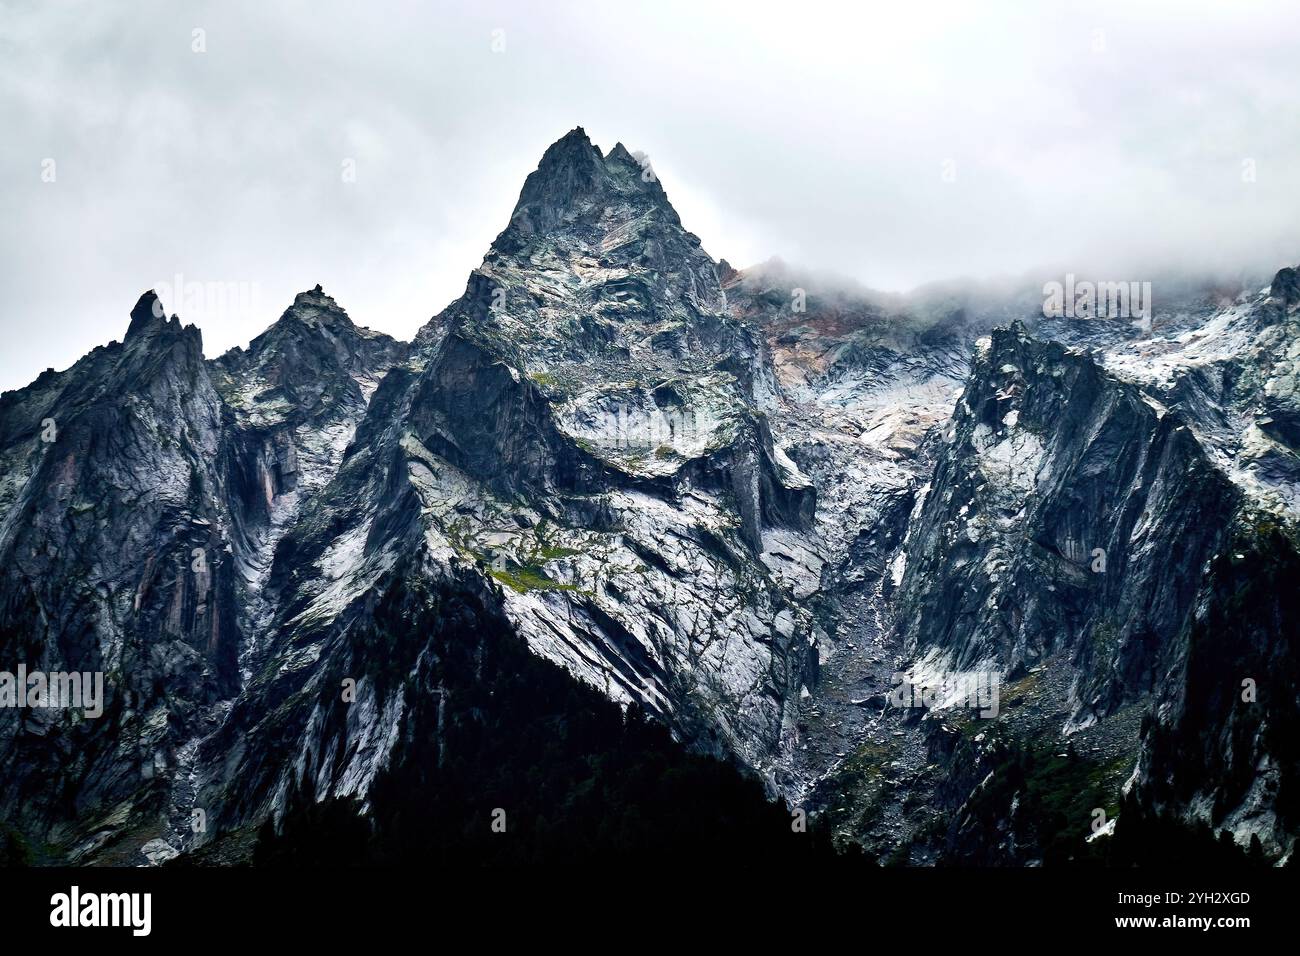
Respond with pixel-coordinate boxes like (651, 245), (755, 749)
(125, 290), (165, 340)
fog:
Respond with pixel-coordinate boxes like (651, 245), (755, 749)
(3, 0), (1298, 391)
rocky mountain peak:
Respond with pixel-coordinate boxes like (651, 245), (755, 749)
(279, 284), (357, 333)
(210, 287), (407, 448)
(118, 289), (204, 368)
(604, 141), (638, 166)
(414, 127), (731, 380)
(510, 126), (606, 223)
(505, 127), (679, 239)
(124, 289), (172, 341)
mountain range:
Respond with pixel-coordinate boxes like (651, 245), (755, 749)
(1, 127), (1296, 867)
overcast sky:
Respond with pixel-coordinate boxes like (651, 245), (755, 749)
(2, 0), (1299, 391)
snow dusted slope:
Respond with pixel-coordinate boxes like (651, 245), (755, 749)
(727, 258), (1299, 861)
(811, 299), (1298, 861)
(1096, 269), (1300, 519)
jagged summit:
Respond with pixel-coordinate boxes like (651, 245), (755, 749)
(213, 288), (406, 430)
(282, 284), (354, 328)
(120, 288), (203, 358)
(234, 287), (391, 358)
(124, 289), (167, 340)
(505, 127), (678, 237)
(604, 141), (637, 165)
(413, 127), (725, 368)
(509, 127), (605, 225)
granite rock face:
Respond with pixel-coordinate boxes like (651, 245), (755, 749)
(797, 272), (1300, 863)
(0, 294), (237, 859)
(1, 129), (1296, 865)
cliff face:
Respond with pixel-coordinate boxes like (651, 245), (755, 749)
(1, 130), (1296, 866)
(0, 294), (237, 859)
(802, 270), (1300, 864)
(896, 323), (1236, 716)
